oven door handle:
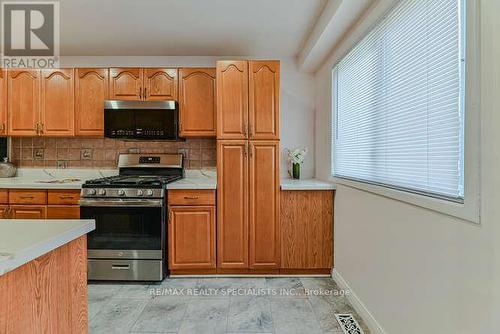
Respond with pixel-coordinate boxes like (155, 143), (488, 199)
(79, 198), (163, 207)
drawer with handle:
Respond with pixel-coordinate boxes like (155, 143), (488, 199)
(168, 190), (215, 206)
(48, 190), (81, 205)
(8, 190), (47, 205)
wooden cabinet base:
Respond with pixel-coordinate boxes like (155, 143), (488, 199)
(169, 268), (331, 275)
(0, 236), (88, 333)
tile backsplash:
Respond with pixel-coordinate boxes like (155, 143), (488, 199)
(11, 137), (216, 169)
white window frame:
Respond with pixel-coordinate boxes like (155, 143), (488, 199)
(330, 0), (480, 224)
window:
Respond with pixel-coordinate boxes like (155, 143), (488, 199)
(332, 0), (465, 202)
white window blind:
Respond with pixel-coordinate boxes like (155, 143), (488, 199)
(333, 0), (464, 201)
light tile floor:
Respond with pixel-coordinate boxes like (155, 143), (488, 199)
(88, 277), (369, 334)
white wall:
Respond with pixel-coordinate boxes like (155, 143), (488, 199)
(60, 56), (316, 179)
(314, 0), (500, 333)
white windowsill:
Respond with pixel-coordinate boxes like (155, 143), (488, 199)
(330, 176), (480, 224)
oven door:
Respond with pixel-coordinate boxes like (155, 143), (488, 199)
(80, 198), (165, 260)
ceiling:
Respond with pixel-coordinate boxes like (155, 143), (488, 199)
(59, 0), (328, 57)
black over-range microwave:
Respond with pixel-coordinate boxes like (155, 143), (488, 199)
(104, 100), (179, 140)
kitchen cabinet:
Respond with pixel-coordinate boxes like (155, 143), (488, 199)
(144, 68), (177, 100)
(217, 140), (249, 269)
(109, 67), (177, 101)
(109, 68), (143, 100)
(179, 68), (216, 137)
(216, 61), (248, 139)
(280, 190), (333, 273)
(75, 68), (109, 136)
(41, 69), (74, 136)
(168, 190), (216, 272)
(7, 69), (40, 136)
(9, 205), (47, 219)
(0, 189), (81, 220)
(0, 70), (7, 135)
(249, 61), (280, 140)
(249, 141), (280, 269)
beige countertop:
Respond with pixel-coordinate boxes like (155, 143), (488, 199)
(280, 178), (336, 190)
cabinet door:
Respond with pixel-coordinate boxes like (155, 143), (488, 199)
(0, 206), (9, 219)
(10, 205), (47, 219)
(179, 68), (216, 137)
(75, 68), (108, 136)
(41, 69), (74, 136)
(249, 61), (280, 140)
(249, 141), (280, 269)
(47, 206), (80, 219)
(0, 70), (7, 135)
(216, 61), (248, 139)
(168, 206), (215, 269)
(217, 140), (248, 268)
(144, 68), (177, 101)
(7, 69), (40, 136)
(109, 68), (143, 100)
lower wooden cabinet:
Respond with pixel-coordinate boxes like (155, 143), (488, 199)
(47, 206), (80, 219)
(0, 189), (80, 220)
(9, 205), (47, 219)
(168, 206), (215, 270)
(280, 190), (334, 273)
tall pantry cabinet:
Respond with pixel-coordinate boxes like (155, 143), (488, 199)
(216, 60), (280, 272)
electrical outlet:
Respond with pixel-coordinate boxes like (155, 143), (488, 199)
(81, 149), (92, 160)
(33, 148), (44, 160)
(56, 160), (68, 169)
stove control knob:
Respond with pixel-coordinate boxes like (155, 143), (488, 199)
(118, 189), (126, 196)
(87, 189), (96, 196)
(137, 189), (144, 196)
(146, 190), (154, 197)
(98, 189), (106, 196)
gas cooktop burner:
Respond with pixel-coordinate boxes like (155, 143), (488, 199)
(84, 174), (182, 188)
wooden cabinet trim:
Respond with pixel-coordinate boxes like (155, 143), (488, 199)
(0, 70), (7, 135)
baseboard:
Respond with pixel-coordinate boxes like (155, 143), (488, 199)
(331, 268), (386, 334)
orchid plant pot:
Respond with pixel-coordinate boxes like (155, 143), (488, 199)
(292, 163), (301, 179)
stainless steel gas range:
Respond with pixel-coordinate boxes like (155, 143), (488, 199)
(80, 153), (183, 282)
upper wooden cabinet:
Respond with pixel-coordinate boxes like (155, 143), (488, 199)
(75, 68), (109, 136)
(179, 68), (216, 137)
(216, 60), (280, 140)
(216, 61), (248, 139)
(109, 68), (143, 100)
(0, 70), (7, 135)
(41, 69), (74, 136)
(7, 69), (40, 136)
(109, 67), (177, 101)
(144, 68), (177, 100)
(217, 140), (249, 269)
(249, 61), (280, 140)
(248, 141), (280, 268)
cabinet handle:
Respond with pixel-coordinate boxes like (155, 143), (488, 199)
(138, 87), (142, 99)
(243, 121), (248, 137)
(35, 123), (39, 135)
(144, 87), (148, 99)
(244, 143), (248, 158)
(0, 123), (5, 133)
(183, 196), (199, 200)
(20, 195), (35, 199)
(40, 123), (44, 134)
(59, 196), (75, 199)
(249, 144), (253, 159)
